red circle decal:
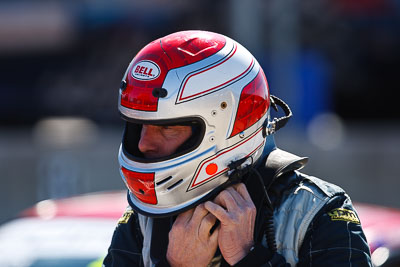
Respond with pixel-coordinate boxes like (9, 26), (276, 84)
(205, 163), (218, 175)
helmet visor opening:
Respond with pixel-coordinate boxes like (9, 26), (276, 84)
(121, 117), (205, 163)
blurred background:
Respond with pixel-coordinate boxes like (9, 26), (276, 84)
(1, 0), (399, 225)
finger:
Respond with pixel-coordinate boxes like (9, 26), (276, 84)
(175, 207), (194, 224)
(204, 201), (230, 223)
(234, 183), (253, 203)
(214, 189), (238, 211)
(225, 186), (246, 207)
(209, 224), (219, 245)
(199, 213), (217, 240)
(191, 203), (209, 223)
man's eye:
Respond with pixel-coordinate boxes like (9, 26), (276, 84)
(161, 126), (178, 135)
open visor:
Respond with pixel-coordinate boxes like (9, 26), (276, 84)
(121, 116), (206, 163)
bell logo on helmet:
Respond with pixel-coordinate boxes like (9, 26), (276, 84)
(131, 60), (160, 81)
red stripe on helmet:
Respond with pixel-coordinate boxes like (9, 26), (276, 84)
(230, 69), (270, 137)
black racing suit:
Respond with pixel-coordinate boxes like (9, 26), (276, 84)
(104, 149), (372, 266)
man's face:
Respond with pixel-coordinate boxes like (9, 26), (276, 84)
(138, 125), (192, 159)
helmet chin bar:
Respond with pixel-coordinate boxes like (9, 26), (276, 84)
(127, 156), (255, 218)
(263, 95), (293, 137)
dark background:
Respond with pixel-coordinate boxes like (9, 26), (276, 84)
(1, 0), (399, 224)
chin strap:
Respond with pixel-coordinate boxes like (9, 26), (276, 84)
(263, 95), (293, 137)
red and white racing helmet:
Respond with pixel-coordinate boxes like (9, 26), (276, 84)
(118, 30), (281, 217)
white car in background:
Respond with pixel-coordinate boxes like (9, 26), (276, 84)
(0, 191), (399, 267)
(0, 191), (127, 267)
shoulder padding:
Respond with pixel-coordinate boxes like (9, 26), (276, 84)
(302, 175), (346, 198)
(264, 148), (308, 180)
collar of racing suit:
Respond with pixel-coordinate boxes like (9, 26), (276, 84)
(245, 148), (308, 246)
(260, 148), (308, 187)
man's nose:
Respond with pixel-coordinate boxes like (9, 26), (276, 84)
(138, 125), (158, 153)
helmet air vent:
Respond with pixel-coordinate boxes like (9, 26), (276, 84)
(156, 176), (173, 186)
(167, 179), (183, 191)
(152, 88), (168, 98)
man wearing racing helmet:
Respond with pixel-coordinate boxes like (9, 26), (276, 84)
(104, 30), (372, 266)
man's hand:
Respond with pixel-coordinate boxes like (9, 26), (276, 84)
(205, 183), (256, 265)
(166, 204), (219, 267)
